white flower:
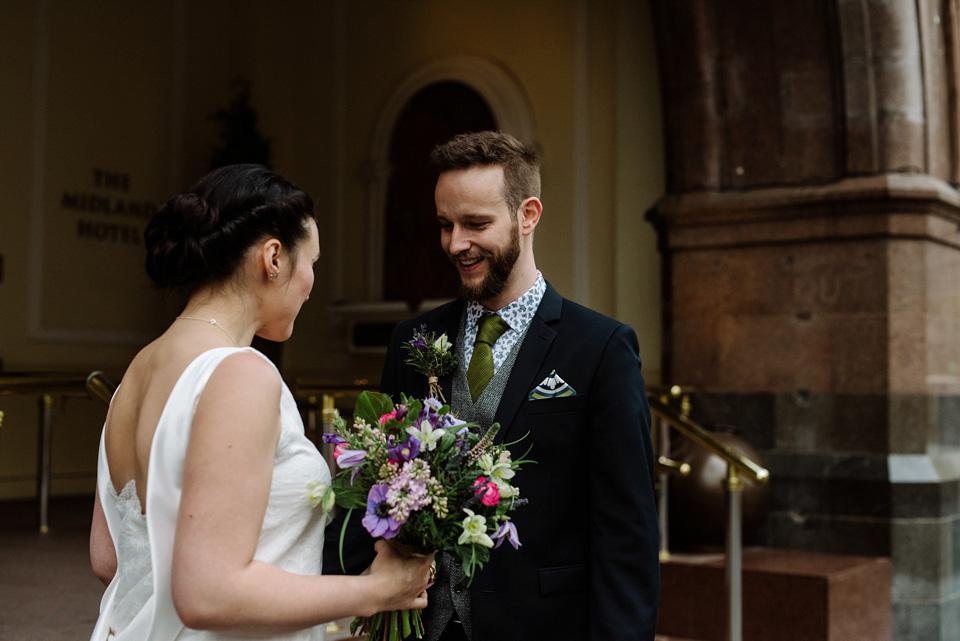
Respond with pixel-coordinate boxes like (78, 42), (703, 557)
(433, 333), (452, 353)
(307, 479), (336, 512)
(407, 420), (443, 451)
(478, 451), (517, 497)
(493, 478), (517, 498)
(458, 508), (494, 548)
(479, 452), (515, 483)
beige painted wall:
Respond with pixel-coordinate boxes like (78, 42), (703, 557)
(0, 0), (663, 500)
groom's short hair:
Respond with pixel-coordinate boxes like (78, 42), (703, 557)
(430, 131), (540, 215)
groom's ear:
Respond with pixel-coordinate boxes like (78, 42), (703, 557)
(519, 197), (542, 236)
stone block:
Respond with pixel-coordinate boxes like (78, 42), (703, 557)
(658, 549), (891, 641)
(766, 511), (891, 558)
(891, 518), (953, 601)
(890, 481), (959, 519)
(889, 394), (934, 453)
(893, 597), (960, 641)
(939, 396), (960, 447)
(689, 392), (777, 450)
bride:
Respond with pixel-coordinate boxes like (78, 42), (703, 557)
(88, 164), (432, 640)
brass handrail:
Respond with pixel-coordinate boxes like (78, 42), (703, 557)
(294, 378), (373, 394)
(657, 455), (691, 476)
(85, 371), (117, 405)
(649, 390), (767, 641)
(648, 396), (769, 484)
(0, 370), (117, 532)
(0, 371), (117, 405)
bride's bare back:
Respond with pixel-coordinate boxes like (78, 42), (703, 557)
(103, 328), (233, 510)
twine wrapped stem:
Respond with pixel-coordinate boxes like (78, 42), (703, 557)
(427, 376), (446, 403)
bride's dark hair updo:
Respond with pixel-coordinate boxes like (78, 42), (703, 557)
(145, 164), (315, 292)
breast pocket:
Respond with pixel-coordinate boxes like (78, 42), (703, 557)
(518, 396), (584, 446)
(522, 395), (584, 416)
(539, 564), (589, 597)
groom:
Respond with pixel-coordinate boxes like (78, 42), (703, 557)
(377, 131), (660, 640)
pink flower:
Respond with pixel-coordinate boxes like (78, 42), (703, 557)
(379, 411), (398, 427)
(474, 476), (501, 506)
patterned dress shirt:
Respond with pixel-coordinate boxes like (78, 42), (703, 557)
(463, 271), (546, 372)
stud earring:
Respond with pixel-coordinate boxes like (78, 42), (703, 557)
(270, 272), (278, 280)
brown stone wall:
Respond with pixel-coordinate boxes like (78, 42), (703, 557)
(649, 1), (960, 637)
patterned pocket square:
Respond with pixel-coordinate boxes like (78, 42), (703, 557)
(528, 370), (577, 400)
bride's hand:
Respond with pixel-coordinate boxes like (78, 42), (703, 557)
(367, 540), (434, 611)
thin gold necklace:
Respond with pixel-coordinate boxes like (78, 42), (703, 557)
(175, 316), (239, 347)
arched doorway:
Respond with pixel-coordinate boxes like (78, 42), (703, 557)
(363, 56), (538, 306)
(382, 81), (496, 306)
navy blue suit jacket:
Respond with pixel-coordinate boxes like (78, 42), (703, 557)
(378, 283), (660, 641)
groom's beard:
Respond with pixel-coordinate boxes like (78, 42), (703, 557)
(454, 221), (521, 303)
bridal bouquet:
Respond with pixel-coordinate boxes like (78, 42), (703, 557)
(313, 391), (528, 640)
(308, 330), (530, 641)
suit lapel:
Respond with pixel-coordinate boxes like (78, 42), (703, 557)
(494, 284), (562, 443)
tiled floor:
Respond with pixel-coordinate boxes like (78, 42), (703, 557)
(0, 495), (359, 640)
(1, 496), (687, 640)
(0, 496), (103, 641)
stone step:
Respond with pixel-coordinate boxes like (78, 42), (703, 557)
(658, 548), (891, 641)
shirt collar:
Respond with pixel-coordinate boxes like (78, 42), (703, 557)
(466, 271), (546, 333)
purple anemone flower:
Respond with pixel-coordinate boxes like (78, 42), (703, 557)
(362, 483), (403, 539)
(492, 521), (521, 549)
(388, 436), (421, 463)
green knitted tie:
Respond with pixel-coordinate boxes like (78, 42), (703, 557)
(467, 314), (510, 402)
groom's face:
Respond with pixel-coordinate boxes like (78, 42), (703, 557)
(436, 165), (521, 304)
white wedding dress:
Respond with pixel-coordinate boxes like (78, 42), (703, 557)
(90, 347), (330, 641)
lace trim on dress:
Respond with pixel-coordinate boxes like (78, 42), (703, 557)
(106, 478), (153, 636)
(108, 478), (142, 516)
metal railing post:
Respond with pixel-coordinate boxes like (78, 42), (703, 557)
(37, 393), (54, 534)
(657, 417), (669, 560)
(725, 464), (744, 641)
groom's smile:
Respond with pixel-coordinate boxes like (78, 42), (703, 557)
(436, 165), (523, 306)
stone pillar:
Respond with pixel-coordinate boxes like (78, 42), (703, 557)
(648, 1), (960, 638)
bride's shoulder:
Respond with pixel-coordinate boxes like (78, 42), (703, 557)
(205, 349), (281, 396)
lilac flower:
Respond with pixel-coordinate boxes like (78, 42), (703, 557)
(492, 520), (521, 549)
(362, 483), (403, 539)
(387, 464), (430, 522)
(335, 448), (367, 468)
(388, 436), (421, 463)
